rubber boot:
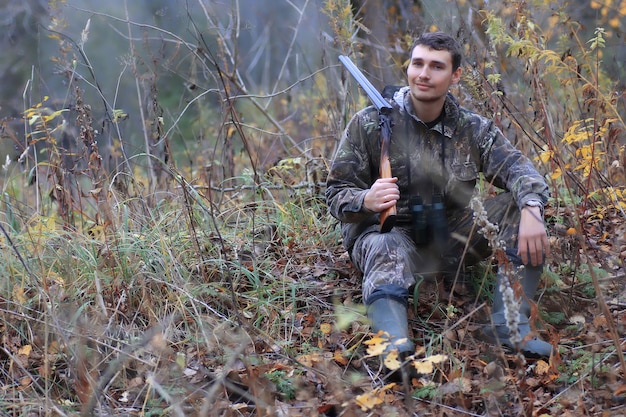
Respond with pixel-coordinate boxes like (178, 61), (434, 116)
(367, 297), (415, 358)
(482, 264), (553, 357)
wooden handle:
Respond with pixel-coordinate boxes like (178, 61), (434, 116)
(379, 145), (396, 233)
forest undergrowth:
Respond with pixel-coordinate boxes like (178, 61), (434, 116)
(1, 0), (626, 416)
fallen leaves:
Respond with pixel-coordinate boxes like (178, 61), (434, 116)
(354, 383), (396, 411)
(363, 332), (449, 375)
(383, 349), (402, 370)
(363, 332), (391, 357)
(319, 322), (332, 335)
(1, 195), (624, 417)
(412, 353), (448, 375)
(534, 359), (551, 376)
(440, 377), (472, 395)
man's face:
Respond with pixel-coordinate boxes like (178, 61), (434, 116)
(406, 44), (461, 106)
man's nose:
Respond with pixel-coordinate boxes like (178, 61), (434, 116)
(418, 67), (429, 79)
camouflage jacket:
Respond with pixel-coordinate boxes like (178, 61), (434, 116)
(325, 87), (549, 250)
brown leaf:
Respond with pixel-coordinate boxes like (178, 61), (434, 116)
(440, 377), (472, 395)
(593, 315), (607, 327)
(333, 350), (349, 366)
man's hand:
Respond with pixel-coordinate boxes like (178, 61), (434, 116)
(517, 205), (550, 266)
(364, 177), (399, 213)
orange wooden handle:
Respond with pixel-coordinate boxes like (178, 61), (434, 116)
(379, 153), (396, 233)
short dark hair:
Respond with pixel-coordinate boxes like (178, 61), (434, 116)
(411, 32), (463, 71)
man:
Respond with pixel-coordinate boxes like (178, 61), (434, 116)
(326, 32), (554, 367)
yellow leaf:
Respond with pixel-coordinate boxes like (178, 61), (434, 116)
(42, 109), (68, 123)
(535, 360), (551, 376)
(384, 349), (402, 371)
(354, 383), (396, 411)
(413, 359), (434, 374)
(537, 150), (553, 164)
(412, 354), (448, 374)
(364, 332), (390, 357)
(18, 345), (32, 357)
(296, 352), (323, 367)
(550, 167), (562, 180)
(320, 323), (332, 335)
(561, 118), (594, 145)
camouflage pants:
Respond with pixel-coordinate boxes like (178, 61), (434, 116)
(352, 193), (522, 303)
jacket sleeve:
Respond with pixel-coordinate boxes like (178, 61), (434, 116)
(477, 119), (549, 210)
(325, 109), (379, 224)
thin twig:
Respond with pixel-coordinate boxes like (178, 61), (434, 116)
(0, 222), (36, 281)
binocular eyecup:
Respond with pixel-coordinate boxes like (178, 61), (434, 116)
(410, 193), (449, 247)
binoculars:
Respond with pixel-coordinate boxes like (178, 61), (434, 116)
(410, 194), (449, 247)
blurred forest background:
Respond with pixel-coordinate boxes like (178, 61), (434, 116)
(1, 0), (623, 186)
(0, 0), (625, 416)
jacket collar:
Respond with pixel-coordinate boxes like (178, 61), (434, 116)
(393, 87), (459, 138)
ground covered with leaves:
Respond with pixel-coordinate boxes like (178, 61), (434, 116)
(1, 192), (625, 417)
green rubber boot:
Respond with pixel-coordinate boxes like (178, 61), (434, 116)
(482, 264), (553, 358)
(367, 297), (415, 359)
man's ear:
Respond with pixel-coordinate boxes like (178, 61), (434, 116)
(452, 67), (462, 85)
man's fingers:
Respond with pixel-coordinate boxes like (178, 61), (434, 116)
(519, 237), (548, 266)
(543, 235), (551, 258)
(518, 240), (528, 265)
(380, 200), (395, 211)
(530, 241), (539, 266)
